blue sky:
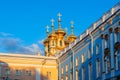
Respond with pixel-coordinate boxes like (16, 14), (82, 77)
(0, 0), (119, 55)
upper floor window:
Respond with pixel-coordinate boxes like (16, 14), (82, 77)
(114, 27), (120, 43)
(82, 54), (85, 63)
(76, 58), (79, 66)
(88, 49), (92, 58)
(66, 64), (68, 72)
(48, 45), (50, 52)
(16, 70), (22, 76)
(25, 70), (32, 76)
(52, 40), (54, 46)
(96, 44), (99, 54)
(62, 67), (64, 74)
(104, 34), (109, 48)
(47, 72), (51, 77)
(76, 70), (78, 80)
(66, 76), (68, 80)
(61, 78), (64, 80)
(60, 40), (62, 46)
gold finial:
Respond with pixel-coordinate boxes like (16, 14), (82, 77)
(51, 18), (55, 32)
(70, 21), (74, 35)
(57, 13), (62, 28)
(46, 25), (49, 36)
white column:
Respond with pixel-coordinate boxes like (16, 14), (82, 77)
(101, 35), (105, 72)
(101, 34), (105, 80)
(36, 68), (41, 80)
(109, 30), (114, 69)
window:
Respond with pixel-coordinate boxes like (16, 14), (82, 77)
(61, 78), (64, 80)
(104, 56), (110, 73)
(115, 51), (120, 70)
(114, 32), (118, 43)
(82, 67), (85, 80)
(66, 76), (68, 80)
(88, 49), (92, 58)
(48, 45), (50, 52)
(66, 64), (68, 72)
(25, 70), (32, 76)
(60, 40), (62, 46)
(89, 63), (92, 80)
(104, 39), (108, 48)
(5, 69), (10, 75)
(96, 59), (100, 77)
(76, 58), (78, 66)
(62, 68), (64, 74)
(104, 34), (109, 48)
(76, 70), (78, 80)
(47, 72), (51, 77)
(52, 40), (54, 46)
(81, 54), (85, 63)
(114, 27), (120, 43)
(96, 44), (99, 54)
(16, 70), (22, 76)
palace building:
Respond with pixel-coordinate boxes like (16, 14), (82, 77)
(0, 2), (120, 80)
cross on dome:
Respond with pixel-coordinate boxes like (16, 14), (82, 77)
(57, 13), (62, 28)
(57, 13), (62, 19)
(70, 21), (74, 28)
(51, 18), (55, 31)
(70, 21), (75, 35)
(46, 25), (49, 34)
(51, 18), (55, 23)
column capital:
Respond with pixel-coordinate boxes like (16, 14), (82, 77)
(105, 34), (109, 40)
(109, 28), (113, 33)
(100, 34), (104, 39)
(114, 27), (119, 33)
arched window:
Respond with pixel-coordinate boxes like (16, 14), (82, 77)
(81, 54), (85, 63)
(52, 40), (54, 46)
(76, 70), (78, 80)
(60, 40), (62, 46)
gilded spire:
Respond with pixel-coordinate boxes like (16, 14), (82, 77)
(46, 25), (49, 36)
(70, 21), (74, 35)
(57, 13), (62, 29)
(51, 18), (55, 32)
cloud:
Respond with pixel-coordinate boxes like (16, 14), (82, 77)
(0, 37), (44, 55)
(0, 32), (14, 37)
(38, 39), (44, 45)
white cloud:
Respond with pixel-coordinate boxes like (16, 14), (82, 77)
(38, 39), (44, 45)
(0, 37), (44, 55)
(0, 32), (14, 37)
